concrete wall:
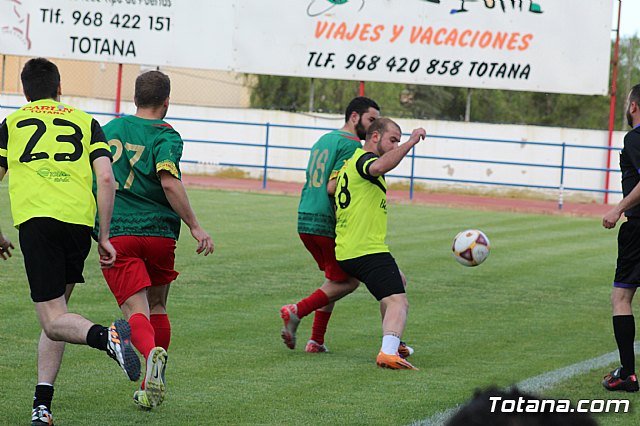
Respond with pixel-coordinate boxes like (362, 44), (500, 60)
(1, 93), (625, 204)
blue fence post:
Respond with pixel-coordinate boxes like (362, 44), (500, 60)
(558, 142), (566, 210)
(409, 145), (416, 200)
(262, 122), (270, 190)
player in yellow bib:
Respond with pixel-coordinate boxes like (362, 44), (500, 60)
(335, 118), (426, 370)
(0, 58), (140, 425)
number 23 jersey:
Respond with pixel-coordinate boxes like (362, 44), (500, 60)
(0, 99), (111, 227)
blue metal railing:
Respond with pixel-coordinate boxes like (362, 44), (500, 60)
(0, 104), (622, 209)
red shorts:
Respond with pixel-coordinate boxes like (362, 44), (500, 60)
(299, 233), (349, 282)
(102, 236), (179, 306)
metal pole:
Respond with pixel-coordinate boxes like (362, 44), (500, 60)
(115, 63), (123, 117)
(558, 143), (566, 210)
(262, 123), (270, 190)
(359, 81), (365, 96)
(604, 0), (622, 204)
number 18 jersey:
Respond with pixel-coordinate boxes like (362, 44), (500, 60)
(297, 130), (362, 238)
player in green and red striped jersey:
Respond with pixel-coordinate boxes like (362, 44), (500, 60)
(280, 97), (379, 353)
(96, 70), (214, 409)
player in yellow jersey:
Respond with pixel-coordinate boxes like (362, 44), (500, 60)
(334, 118), (426, 369)
(0, 58), (140, 425)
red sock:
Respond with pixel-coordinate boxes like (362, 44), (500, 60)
(310, 310), (332, 345)
(128, 313), (155, 360)
(296, 289), (330, 318)
(150, 313), (171, 351)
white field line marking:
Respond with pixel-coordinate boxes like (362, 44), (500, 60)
(410, 345), (636, 426)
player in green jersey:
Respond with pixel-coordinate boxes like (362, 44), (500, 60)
(0, 58), (140, 426)
(96, 70), (214, 409)
(335, 117), (426, 369)
(280, 97), (379, 353)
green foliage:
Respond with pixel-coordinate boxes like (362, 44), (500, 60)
(0, 185), (634, 425)
(248, 36), (640, 131)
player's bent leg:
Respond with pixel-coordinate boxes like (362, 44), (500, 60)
(35, 296), (93, 344)
(377, 294), (417, 369)
(380, 293), (409, 339)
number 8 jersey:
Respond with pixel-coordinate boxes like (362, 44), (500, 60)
(0, 99), (112, 227)
(334, 148), (389, 261)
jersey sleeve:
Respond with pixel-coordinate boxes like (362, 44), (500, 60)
(154, 128), (183, 179)
(355, 151), (379, 178)
(89, 119), (112, 163)
(330, 139), (361, 180)
(0, 119), (8, 169)
(624, 130), (640, 172)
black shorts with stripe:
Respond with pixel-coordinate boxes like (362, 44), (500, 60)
(338, 252), (405, 301)
(19, 217), (91, 302)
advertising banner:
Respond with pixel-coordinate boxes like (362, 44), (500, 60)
(0, 0), (613, 95)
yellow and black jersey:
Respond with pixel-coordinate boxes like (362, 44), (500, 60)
(0, 99), (111, 227)
(334, 148), (389, 260)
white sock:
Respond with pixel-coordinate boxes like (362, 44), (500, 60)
(381, 335), (400, 355)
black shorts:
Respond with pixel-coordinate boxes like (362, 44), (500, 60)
(338, 252), (405, 301)
(19, 218), (92, 302)
(614, 218), (640, 288)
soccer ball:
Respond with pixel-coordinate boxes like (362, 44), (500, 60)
(452, 229), (490, 267)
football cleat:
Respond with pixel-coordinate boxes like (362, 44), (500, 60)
(31, 405), (54, 425)
(144, 347), (168, 407)
(106, 319), (141, 381)
(280, 304), (300, 350)
(305, 339), (329, 353)
(398, 341), (414, 359)
(133, 389), (153, 410)
(376, 352), (418, 370)
(602, 367), (639, 392)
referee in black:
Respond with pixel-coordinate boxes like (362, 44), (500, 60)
(602, 83), (640, 392)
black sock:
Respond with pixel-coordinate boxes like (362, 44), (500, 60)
(613, 315), (636, 378)
(33, 384), (54, 410)
(86, 324), (108, 351)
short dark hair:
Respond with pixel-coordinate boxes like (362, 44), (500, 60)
(366, 117), (400, 141)
(21, 58), (60, 101)
(134, 71), (171, 108)
(345, 96), (380, 122)
(630, 84), (640, 106)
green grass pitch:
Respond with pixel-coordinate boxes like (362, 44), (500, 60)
(0, 186), (636, 425)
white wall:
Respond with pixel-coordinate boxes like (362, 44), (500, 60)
(1, 94), (625, 204)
